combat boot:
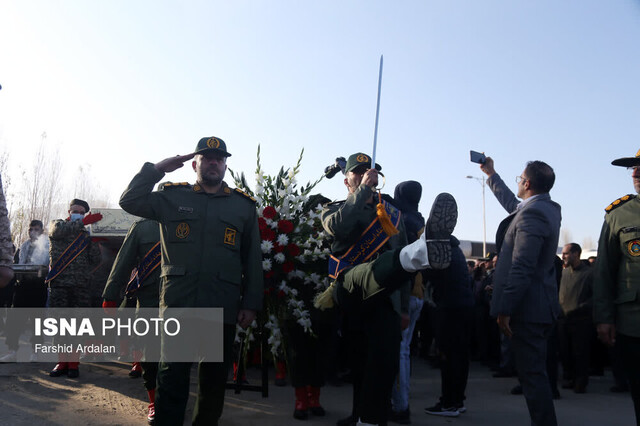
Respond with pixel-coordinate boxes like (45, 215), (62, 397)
(307, 386), (325, 416)
(399, 193), (457, 271)
(147, 388), (156, 425)
(275, 360), (287, 386)
(49, 362), (69, 377)
(67, 361), (80, 378)
(294, 387), (308, 420)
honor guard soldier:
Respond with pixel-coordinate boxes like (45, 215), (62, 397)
(594, 149), (640, 423)
(317, 152), (458, 426)
(119, 136), (263, 426)
(102, 219), (161, 425)
(46, 199), (103, 378)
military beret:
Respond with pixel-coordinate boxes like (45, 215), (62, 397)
(611, 148), (640, 167)
(194, 136), (232, 157)
(344, 152), (381, 174)
(69, 198), (90, 213)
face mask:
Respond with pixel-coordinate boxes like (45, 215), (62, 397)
(70, 213), (84, 222)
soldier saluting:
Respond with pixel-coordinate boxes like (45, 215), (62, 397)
(119, 137), (263, 426)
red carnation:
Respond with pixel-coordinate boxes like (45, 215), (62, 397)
(265, 271), (274, 279)
(282, 261), (295, 273)
(287, 243), (300, 257)
(258, 217), (267, 230)
(277, 290), (286, 299)
(262, 206), (277, 220)
(278, 220), (294, 234)
(273, 243), (285, 253)
(261, 228), (276, 241)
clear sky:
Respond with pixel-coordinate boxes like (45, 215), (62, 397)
(1, 0), (639, 249)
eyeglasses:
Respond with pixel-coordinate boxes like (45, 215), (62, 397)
(516, 176), (528, 184)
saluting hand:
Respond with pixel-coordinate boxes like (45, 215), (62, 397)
(237, 309), (257, 329)
(154, 154), (196, 174)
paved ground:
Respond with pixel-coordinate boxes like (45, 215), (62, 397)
(0, 345), (634, 426)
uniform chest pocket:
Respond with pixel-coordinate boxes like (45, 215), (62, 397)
(620, 228), (640, 261)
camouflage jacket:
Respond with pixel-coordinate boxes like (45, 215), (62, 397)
(48, 218), (100, 288)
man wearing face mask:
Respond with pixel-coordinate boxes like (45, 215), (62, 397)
(46, 199), (103, 378)
(119, 137), (263, 426)
(0, 220), (50, 362)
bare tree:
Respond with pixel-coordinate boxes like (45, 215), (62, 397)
(560, 228), (573, 247)
(68, 163), (112, 210)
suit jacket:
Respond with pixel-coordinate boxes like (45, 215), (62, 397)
(488, 173), (562, 324)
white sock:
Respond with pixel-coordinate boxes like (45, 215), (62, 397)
(399, 233), (430, 272)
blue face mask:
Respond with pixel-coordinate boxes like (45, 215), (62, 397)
(70, 213), (84, 222)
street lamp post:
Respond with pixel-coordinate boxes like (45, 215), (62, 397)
(466, 175), (487, 256)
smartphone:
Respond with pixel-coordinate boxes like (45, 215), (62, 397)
(470, 150), (486, 164)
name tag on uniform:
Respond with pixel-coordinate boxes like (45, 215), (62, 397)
(178, 206), (194, 214)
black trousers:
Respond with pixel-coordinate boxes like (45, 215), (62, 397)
(346, 300), (401, 424)
(4, 277), (48, 350)
(435, 306), (472, 406)
(155, 323), (234, 426)
(618, 333), (640, 426)
(285, 314), (331, 388)
(557, 316), (592, 388)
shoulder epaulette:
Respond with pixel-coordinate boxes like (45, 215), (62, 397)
(234, 188), (256, 202)
(159, 181), (190, 191)
(605, 194), (636, 213)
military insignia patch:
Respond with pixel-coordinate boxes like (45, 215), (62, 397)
(628, 240), (640, 257)
(193, 185), (201, 192)
(224, 228), (236, 246)
(207, 137), (221, 149)
(176, 223), (190, 239)
(356, 154), (370, 163)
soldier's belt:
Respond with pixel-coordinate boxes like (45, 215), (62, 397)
(126, 242), (161, 296)
(45, 233), (90, 283)
(328, 200), (401, 279)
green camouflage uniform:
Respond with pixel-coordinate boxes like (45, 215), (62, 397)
(48, 218), (100, 307)
(0, 174), (13, 268)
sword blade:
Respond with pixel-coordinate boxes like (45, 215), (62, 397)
(371, 55), (383, 168)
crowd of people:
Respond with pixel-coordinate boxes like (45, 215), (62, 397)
(0, 142), (638, 426)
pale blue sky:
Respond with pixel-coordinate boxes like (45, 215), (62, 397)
(1, 1), (639, 249)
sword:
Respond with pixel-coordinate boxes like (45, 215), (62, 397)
(371, 55), (383, 169)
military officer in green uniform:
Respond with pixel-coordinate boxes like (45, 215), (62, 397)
(119, 136), (263, 426)
(320, 153), (457, 426)
(594, 149), (640, 423)
(102, 218), (161, 425)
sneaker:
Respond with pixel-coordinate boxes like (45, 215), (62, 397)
(0, 350), (17, 362)
(455, 403), (466, 413)
(424, 402), (460, 417)
(425, 193), (458, 269)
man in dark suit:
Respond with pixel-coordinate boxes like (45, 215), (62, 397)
(480, 157), (561, 426)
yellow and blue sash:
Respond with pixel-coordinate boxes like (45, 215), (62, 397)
(125, 242), (161, 296)
(328, 200), (401, 279)
(45, 233), (91, 283)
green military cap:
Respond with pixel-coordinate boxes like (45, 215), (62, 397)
(194, 136), (232, 157)
(344, 152), (382, 173)
(612, 148), (640, 167)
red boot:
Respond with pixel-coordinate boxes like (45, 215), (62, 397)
(129, 362), (142, 378)
(49, 362), (68, 377)
(147, 389), (155, 425)
(307, 386), (326, 416)
(232, 362), (248, 384)
(68, 361), (80, 378)
(275, 360), (287, 386)
(294, 387), (308, 420)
